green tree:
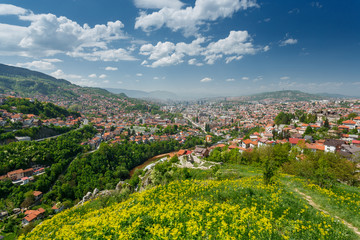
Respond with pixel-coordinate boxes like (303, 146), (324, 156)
(259, 146), (278, 185)
(205, 123), (211, 132)
(21, 190), (35, 208)
(304, 126), (313, 134)
(324, 118), (330, 129)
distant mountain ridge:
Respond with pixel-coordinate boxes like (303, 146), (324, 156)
(315, 92), (354, 99)
(250, 90), (324, 101)
(106, 88), (178, 100)
(225, 90), (327, 102)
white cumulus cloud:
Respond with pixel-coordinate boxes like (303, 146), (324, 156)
(200, 77), (212, 82)
(263, 45), (270, 52)
(140, 38), (205, 67)
(140, 31), (258, 67)
(280, 38), (298, 46)
(51, 69), (82, 79)
(16, 60), (56, 71)
(0, 4), (27, 15)
(0, 5), (137, 62)
(99, 74), (107, 79)
(105, 66), (118, 71)
(135, 0), (259, 36)
(134, 0), (184, 9)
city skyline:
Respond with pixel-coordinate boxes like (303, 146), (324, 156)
(0, 0), (359, 97)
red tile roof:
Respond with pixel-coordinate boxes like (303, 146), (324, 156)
(343, 120), (356, 125)
(33, 191), (42, 197)
(289, 138), (302, 144)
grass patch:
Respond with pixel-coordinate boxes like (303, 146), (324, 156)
(20, 176), (358, 240)
(282, 174), (360, 232)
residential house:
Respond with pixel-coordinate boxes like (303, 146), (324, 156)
(193, 147), (209, 158)
(15, 136), (31, 142)
(305, 143), (325, 152)
(250, 140), (258, 148)
(354, 116), (360, 126)
(340, 144), (360, 159)
(177, 149), (187, 156)
(241, 139), (252, 149)
(52, 203), (64, 214)
(33, 191), (43, 201)
(342, 120), (357, 130)
(23, 168), (34, 177)
(22, 208), (45, 226)
(289, 138), (303, 147)
(324, 139), (345, 153)
(21, 177), (30, 185)
(7, 169), (24, 181)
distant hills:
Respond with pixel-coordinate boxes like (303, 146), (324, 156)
(0, 63), (126, 100)
(224, 90), (329, 102)
(248, 90), (324, 101)
(315, 92), (354, 99)
(106, 88), (178, 101)
(0, 63), (355, 102)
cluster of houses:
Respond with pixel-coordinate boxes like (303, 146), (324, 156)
(179, 99), (360, 139)
(81, 121), (203, 149)
(22, 207), (45, 226)
(0, 166), (46, 185)
(1, 189), (65, 226)
(232, 134), (360, 159)
(0, 97), (82, 130)
(177, 146), (210, 158)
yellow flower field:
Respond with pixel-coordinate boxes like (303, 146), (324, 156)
(20, 177), (357, 239)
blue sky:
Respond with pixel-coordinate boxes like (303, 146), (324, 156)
(0, 0), (359, 97)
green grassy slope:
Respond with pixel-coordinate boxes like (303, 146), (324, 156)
(19, 165), (360, 240)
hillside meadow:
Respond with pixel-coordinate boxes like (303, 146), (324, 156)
(19, 164), (360, 240)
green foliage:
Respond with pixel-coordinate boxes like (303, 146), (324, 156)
(208, 148), (223, 162)
(274, 112), (295, 125)
(347, 113), (358, 119)
(304, 126), (313, 135)
(21, 176), (359, 240)
(50, 140), (182, 201)
(1, 98), (80, 119)
(20, 191), (35, 208)
(182, 136), (204, 149)
(324, 118), (330, 129)
(0, 126), (97, 209)
(242, 126), (264, 139)
(205, 123), (210, 132)
(163, 125), (178, 134)
(0, 125), (74, 142)
(283, 151), (357, 187)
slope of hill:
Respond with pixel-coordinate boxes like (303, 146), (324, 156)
(248, 90), (324, 101)
(0, 97), (80, 119)
(226, 90), (326, 102)
(106, 88), (178, 100)
(0, 63), (127, 100)
(20, 173), (359, 239)
(316, 92), (354, 99)
(0, 63), (77, 98)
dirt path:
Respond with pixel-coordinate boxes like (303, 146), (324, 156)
(294, 188), (360, 237)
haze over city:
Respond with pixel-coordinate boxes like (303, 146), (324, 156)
(0, 0), (359, 97)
